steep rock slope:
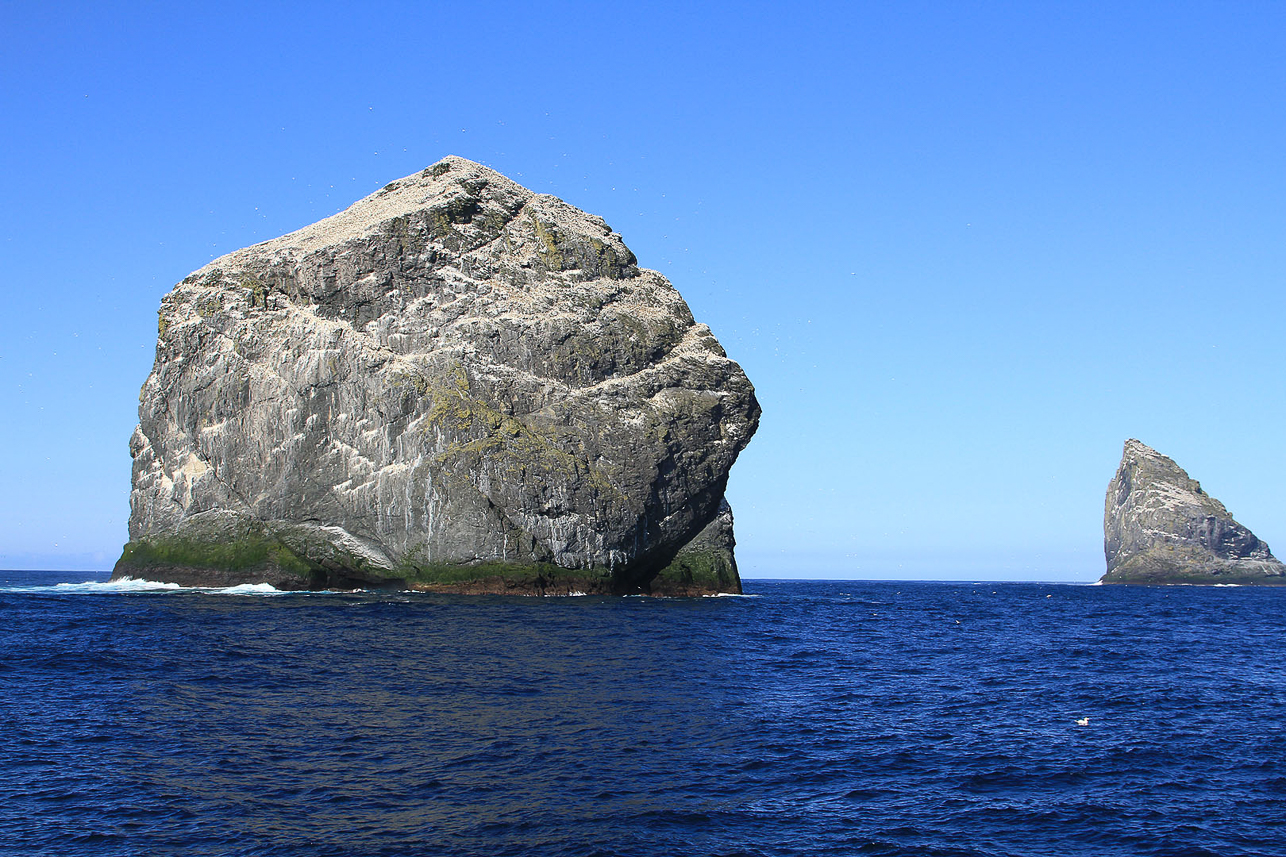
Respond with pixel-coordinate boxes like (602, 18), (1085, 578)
(1102, 439), (1285, 584)
(114, 157), (759, 593)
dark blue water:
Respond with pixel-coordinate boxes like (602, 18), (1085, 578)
(2, 572), (1284, 856)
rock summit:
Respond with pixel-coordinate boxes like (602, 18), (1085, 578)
(1102, 439), (1285, 584)
(114, 156), (759, 594)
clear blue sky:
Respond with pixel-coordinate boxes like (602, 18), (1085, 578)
(2, 2), (1284, 581)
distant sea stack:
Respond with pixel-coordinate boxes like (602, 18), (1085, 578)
(113, 156), (760, 595)
(1102, 439), (1285, 585)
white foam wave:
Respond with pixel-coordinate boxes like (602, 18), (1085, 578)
(703, 592), (760, 598)
(52, 577), (184, 593)
(212, 583), (284, 596)
(1, 577), (291, 596)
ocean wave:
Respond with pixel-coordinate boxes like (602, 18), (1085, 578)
(211, 583), (285, 596)
(0, 578), (184, 594)
(53, 577), (183, 593)
(1, 577), (291, 596)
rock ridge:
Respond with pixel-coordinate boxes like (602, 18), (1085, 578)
(1102, 439), (1285, 585)
(114, 156), (759, 594)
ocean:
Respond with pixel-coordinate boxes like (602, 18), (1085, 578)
(2, 571), (1283, 856)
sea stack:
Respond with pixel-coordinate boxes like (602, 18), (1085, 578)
(114, 156), (759, 594)
(1102, 439), (1285, 584)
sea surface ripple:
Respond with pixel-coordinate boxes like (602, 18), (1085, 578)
(2, 572), (1284, 856)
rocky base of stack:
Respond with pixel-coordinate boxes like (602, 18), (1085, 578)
(111, 504), (743, 596)
(1100, 551), (1286, 585)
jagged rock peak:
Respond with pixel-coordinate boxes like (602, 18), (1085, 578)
(200, 156), (641, 283)
(114, 156), (760, 594)
(1101, 439), (1285, 585)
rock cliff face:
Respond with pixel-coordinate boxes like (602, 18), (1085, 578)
(114, 156), (759, 594)
(1102, 439), (1285, 584)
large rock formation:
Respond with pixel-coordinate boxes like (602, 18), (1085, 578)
(1102, 439), (1285, 584)
(113, 156), (759, 594)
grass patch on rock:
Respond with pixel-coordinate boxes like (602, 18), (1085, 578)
(117, 534), (311, 577)
(652, 549), (739, 594)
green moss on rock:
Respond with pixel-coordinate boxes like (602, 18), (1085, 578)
(420, 367), (623, 500)
(117, 533), (311, 576)
(652, 549), (740, 595)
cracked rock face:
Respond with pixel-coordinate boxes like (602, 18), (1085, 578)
(1102, 439), (1285, 584)
(114, 156), (759, 593)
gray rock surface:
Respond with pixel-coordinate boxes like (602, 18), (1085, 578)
(1102, 439), (1285, 584)
(114, 156), (759, 593)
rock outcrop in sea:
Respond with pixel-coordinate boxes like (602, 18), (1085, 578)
(1102, 439), (1285, 584)
(113, 156), (760, 594)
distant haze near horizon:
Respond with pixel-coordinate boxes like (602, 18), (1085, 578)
(3, 3), (1284, 582)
